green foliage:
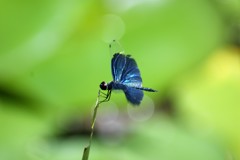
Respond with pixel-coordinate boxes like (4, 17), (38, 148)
(0, 0), (240, 160)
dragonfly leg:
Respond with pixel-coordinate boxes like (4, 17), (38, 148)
(99, 90), (108, 98)
(106, 90), (112, 101)
(99, 90), (112, 103)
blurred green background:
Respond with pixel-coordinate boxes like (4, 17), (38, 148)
(0, 0), (240, 160)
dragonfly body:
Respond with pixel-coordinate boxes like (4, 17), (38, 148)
(100, 52), (157, 105)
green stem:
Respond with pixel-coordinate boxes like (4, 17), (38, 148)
(82, 90), (101, 160)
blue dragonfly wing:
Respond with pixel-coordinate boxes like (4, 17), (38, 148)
(124, 85), (143, 105)
(111, 83), (143, 105)
(120, 55), (142, 88)
(111, 53), (126, 82)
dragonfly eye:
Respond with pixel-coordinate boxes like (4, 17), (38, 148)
(100, 81), (108, 90)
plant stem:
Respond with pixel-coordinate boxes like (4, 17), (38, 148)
(82, 90), (101, 160)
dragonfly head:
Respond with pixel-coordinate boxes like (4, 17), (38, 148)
(100, 81), (108, 90)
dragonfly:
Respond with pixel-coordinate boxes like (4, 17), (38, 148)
(99, 40), (157, 105)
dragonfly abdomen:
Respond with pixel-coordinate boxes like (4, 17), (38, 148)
(136, 87), (157, 92)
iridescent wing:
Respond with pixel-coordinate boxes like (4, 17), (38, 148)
(111, 53), (127, 82)
(111, 53), (144, 105)
(120, 54), (142, 88)
(111, 53), (142, 85)
(111, 82), (143, 105)
(123, 86), (143, 105)
(110, 40), (126, 82)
